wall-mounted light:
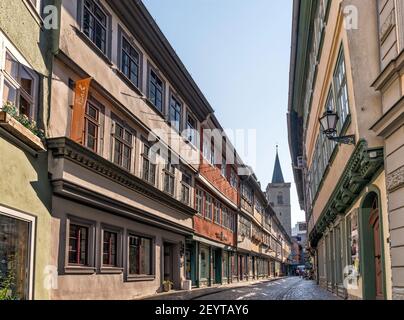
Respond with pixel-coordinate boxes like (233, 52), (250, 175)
(319, 110), (355, 145)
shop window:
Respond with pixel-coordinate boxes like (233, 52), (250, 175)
(0, 213), (32, 300)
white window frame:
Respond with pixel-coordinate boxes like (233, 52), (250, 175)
(27, 0), (42, 12)
(0, 205), (36, 300)
(0, 32), (38, 120)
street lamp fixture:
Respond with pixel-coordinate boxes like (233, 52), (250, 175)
(319, 110), (355, 145)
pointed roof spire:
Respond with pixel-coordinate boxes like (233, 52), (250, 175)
(272, 145), (285, 183)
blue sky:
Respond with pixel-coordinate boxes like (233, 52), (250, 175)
(143, 0), (305, 226)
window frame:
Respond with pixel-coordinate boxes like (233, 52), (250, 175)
(169, 92), (182, 132)
(185, 112), (198, 146)
(142, 142), (157, 186)
(163, 161), (176, 196)
(229, 167), (238, 189)
(84, 101), (101, 153)
(180, 171), (192, 205)
(214, 200), (221, 225)
(1, 48), (38, 120)
(65, 215), (96, 274)
(204, 193), (213, 221)
(221, 154), (227, 177)
(147, 64), (165, 114)
(118, 27), (142, 90)
(333, 48), (350, 127)
(195, 188), (204, 215)
(111, 118), (134, 171)
(80, 0), (109, 55)
(127, 233), (155, 280)
(100, 225), (123, 272)
(0, 205), (36, 300)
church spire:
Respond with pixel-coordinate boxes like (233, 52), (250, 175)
(272, 145), (285, 183)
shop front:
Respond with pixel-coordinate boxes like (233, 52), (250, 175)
(191, 236), (236, 288)
(0, 207), (35, 300)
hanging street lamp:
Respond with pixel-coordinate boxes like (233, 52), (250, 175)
(319, 110), (356, 145)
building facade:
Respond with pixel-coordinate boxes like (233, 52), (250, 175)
(370, 0), (404, 300)
(288, 0), (395, 300)
(0, 0), (292, 300)
(0, 0), (53, 300)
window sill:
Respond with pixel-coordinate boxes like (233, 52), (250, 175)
(144, 98), (166, 120)
(100, 267), (124, 274)
(115, 68), (144, 97)
(73, 27), (113, 66)
(126, 275), (156, 282)
(64, 266), (96, 275)
(0, 112), (46, 152)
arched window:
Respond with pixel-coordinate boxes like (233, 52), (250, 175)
(277, 192), (284, 205)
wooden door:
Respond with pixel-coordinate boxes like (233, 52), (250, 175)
(369, 199), (383, 300)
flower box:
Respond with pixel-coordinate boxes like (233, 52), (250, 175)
(0, 111), (46, 152)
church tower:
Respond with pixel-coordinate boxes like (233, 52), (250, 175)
(266, 146), (292, 236)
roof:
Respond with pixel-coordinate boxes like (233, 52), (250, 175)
(272, 147), (285, 183)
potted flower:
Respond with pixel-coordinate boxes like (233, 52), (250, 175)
(162, 280), (174, 292)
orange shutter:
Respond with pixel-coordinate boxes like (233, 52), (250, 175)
(70, 78), (92, 143)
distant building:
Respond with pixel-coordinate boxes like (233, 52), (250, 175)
(266, 147), (292, 236)
(292, 221), (307, 247)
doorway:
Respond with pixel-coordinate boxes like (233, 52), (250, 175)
(163, 243), (175, 285)
(369, 197), (383, 300)
(360, 190), (386, 300)
(212, 249), (222, 285)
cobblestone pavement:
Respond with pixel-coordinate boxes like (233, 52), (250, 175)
(196, 277), (341, 300)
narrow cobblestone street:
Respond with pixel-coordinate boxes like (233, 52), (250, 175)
(145, 277), (341, 300)
(196, 277), (340, 300)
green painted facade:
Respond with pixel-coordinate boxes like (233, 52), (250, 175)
(0, 0), (54, 299)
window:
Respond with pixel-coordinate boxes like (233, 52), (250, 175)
(185, 114), (197, 145)
(334, 50), (350, 126)
(84, 102), (100, 152)
(128, 235), (152, 276)
(204, 193), (213, 220)
(181, 172), (191, 205)
(0, 212), (33, 300)
(169, 95), (182, 132)
(164, 162), (175, 196)
(229, 168), (238, 189)
(68, 224), (89, 266)
(203, 135), (210, 162)
(214, 201), (221, 224)
(112, 122), (133, 171)
(195, 188), (203, 215)
(199, 246), (209, 281)
(82, 0), (108, 54)
(102, 230), (117, 267)
(2, 50), (37, 119)
(239, 216), (251, 238)
(277, 193), (284, 205)
(142, 144), (156, 185)
(221, 155), (227, 177)
(149, 69), (163, 112)
(121, 36), (140, 87)
(242, 183), (253, 204)
(222, 207), (229, 229)
(210, 139), (215, 165)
